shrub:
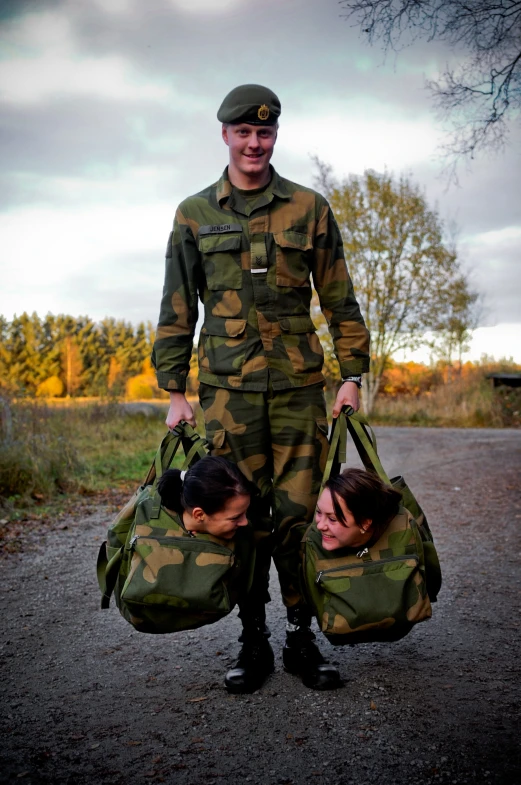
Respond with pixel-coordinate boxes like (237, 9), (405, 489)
(36, 375), (64, 398)
(126, 375), (154, 400)
(0, 397), (84, 502)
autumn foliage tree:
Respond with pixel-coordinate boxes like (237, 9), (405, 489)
(0, 313), (157, 398)
(313, 160), (478, 412)
(431, 274), (480, 379)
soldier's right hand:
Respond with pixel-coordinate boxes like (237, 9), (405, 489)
(166, 391), (196, 429)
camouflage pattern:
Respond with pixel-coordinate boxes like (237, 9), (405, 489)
(199, 381), (330, 608)
(302, 507), (439, 645)
(152, 167), (370, 393)
(102, 487), (255, 634)
(96, 423), (255, 634)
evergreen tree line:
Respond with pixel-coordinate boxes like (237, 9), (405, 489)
(0, 312), (158, 398)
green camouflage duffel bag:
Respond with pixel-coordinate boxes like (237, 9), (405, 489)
(302, 408), (441, 646)
(96, 422), (255, 634)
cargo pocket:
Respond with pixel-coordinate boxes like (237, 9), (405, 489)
(278, 315), (324, 374)
(273, 230), (312, 287)
(199, 317), (247, 378)
(198, 233), (243, 291)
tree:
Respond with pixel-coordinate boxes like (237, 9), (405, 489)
(60, 336), (83, 397)
(0, 316), (10, 391)
(5, 312), (47, 395)
(36, 375), (64, 398)
(431, 275), (480, 379)
(314, 160), (478, 411)
(339, 0), (521, 167)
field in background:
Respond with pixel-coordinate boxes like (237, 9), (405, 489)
(371, 376), (514, 427)
(1, 358), (519, 521)
(0, 401), (171, 524)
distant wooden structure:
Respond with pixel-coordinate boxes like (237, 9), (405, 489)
(487, 373), (521, 389)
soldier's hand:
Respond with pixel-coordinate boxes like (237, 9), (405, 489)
(166, 391), (196, 429)
(332, 382), (360, 419)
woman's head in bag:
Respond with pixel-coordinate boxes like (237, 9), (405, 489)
(157, 456), (255, 540)
(316, 467), (402, 551)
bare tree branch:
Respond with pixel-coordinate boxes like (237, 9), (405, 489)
(338, 0), (521, 168)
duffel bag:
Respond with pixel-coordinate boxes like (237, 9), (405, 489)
(96, 421), (255, 634)
(302, 408), (441, 645)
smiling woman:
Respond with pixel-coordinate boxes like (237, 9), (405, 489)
(157, 454), (255, 540)
(316, 467), (402, 551)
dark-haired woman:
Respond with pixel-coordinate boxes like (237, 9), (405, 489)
(157, 455), (254, 541)
(133, 456), (258, 639)
(315, 467), (402, 552)
(303, 467), (440, 656)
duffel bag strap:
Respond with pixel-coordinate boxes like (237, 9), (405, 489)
(145, 421), (208, 487)
(319, 409), (349, 494)
(320, 407), (391, 494)
(143, 429), (181, 487)
(96, 542), (124, 609)
(179, 423), (209, 468)
(344, 410), (391, 486)
(150, 421), (209, 518)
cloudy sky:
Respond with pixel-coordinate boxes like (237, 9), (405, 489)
(1, 0), (520, 361)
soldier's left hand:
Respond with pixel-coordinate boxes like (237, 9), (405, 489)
(332, 381), (360, 418)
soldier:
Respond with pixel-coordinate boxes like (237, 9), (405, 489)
(152, 84), (370, 693)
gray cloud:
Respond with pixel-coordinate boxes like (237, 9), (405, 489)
(1, 0), (519, 333)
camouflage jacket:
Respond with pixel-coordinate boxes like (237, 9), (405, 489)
(152, 167), (370, 392)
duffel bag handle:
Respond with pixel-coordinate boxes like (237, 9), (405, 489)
(144, 421), (208, 487)
(344, 409), (391, 485)
(149, 421), (209, 519)
(320, 407), (391, 494)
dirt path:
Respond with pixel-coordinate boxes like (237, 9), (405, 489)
(1, 427), (520, 785)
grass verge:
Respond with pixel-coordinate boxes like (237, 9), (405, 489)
(0, 399), (197, 530)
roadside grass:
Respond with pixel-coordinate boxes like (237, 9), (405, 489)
(370, 377), (498, 427)
(1, 376), (518, 528)
(0, 399), (198, 520)
(370, 377), (520, 428)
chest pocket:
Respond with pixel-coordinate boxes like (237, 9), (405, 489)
(273, 230), (313, 288)
(198, 233), (243, 291)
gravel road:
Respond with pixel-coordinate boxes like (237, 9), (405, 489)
(1, 427), (520, 785)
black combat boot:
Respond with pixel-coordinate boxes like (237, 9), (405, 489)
(224, 612), (275, 694)
(283, 606), (343, 691)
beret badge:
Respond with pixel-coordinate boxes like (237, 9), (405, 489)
(257, 104), (270, 121)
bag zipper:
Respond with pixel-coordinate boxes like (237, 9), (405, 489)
(315, 553), (418, 585)
(128, 533), (234, 558)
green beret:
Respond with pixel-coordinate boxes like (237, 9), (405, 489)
(217, 84), (281, 126)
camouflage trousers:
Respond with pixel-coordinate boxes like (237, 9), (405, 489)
(199, 382), (329, 609)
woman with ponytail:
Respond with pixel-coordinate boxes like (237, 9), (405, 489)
(157, 456), (255, 541)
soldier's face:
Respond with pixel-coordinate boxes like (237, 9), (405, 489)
(315, 489), (372, 551)
(193, 493), (250, 540)
(222, 123), (277, 181)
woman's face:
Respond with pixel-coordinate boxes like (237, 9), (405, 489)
(191, 494), (250, 540)
(315, 488), (371, 551)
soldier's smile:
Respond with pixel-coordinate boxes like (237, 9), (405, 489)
(222, 122), (277, 186)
